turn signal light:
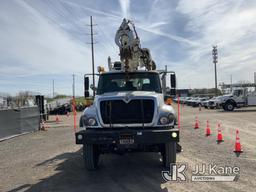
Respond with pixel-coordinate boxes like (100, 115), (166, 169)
(165, 98), (172, 105)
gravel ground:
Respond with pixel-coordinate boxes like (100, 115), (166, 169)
(0, 105), (256, 192)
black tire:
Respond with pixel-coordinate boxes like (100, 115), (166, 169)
(162, 142), (176, 168)
(83, 144), (99, 170)
(224, 102), (235, 111)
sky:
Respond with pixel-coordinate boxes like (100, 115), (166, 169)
(0, 0), (256, 96)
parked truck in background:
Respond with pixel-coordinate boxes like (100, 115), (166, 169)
(218, 87), (256, 111)
(75, 18), (179, 170)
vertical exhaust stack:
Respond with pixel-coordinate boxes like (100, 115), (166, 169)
(108, 56), (112, 71)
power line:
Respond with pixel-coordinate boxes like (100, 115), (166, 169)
(96, 24), (116, 52)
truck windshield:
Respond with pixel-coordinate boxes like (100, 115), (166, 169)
(232, 89), (243, 97)
(97, 72), (162, 95)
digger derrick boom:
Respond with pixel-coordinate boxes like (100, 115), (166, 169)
(115, 18), (156, 71)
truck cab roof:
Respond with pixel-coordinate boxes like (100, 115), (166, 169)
(101, 70), (161, 75)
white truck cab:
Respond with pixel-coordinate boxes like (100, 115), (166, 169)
(219, 87), (256, 111)
(75, 18), (179, 170)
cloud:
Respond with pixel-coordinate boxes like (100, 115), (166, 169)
(173, 0), (256, 87)
(0, 0), (91, 77)
(138, 25), (199, 46)
(0, 0), (256, 95)
(118, 0), (130, 18)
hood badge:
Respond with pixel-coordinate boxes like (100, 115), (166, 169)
(123, 96), (131, 103)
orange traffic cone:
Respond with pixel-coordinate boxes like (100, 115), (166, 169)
(234, 130), (243, 153)
(56, 115), (60, 123)
(216, 123), (224, 143)
(194, 116), (199, 129)
(205, 120), (211, 136)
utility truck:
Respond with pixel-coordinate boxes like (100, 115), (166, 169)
(75, 19), (179, 170)
(219, 86), (256, 111)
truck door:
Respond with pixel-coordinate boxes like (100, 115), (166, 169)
(234, 89), (245, 106)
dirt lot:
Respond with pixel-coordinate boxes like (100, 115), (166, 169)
(0, 105), (256, 192)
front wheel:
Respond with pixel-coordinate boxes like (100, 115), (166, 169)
(224, 102), (235, 111)
(83, 144), (100, 170)
(162, 142), (177, 168)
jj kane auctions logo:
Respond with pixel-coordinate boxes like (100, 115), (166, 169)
(162, 163), (240, 182)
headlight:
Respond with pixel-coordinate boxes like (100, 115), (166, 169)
(158, 113), (175, 125)
(81, 116), (98, 126)
(172, 132), (177, 138)
(168, 113), (175, 123)
(159, 116), (169, 125)
(77, 134), (83, 140)
(87, 117), (97, 126)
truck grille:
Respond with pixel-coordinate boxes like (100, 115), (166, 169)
(100, 99), (154, 124)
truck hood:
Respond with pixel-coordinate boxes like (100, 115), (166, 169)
(219, 94), (233, 100)
(82, 91), (176, 128)
(98, 91), (160, 98)
(94, 91), (166, 107)
(94, 91), (164, 105)
(222, 94), (232, 97)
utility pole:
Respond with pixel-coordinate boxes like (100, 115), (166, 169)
(212, 46), (218, 96)
(254, 72), (256, 84)
(230, 74), (233, 93)
(254, 72), (256, 91)
(162, 65), (167, 96)
(72, 74), (77, 131)
(89, 16), (96, 97)
(52, 79), (55, 98)
(72, 74), (75, 99)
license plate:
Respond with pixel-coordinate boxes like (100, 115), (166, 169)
(119, 139), (134, 145)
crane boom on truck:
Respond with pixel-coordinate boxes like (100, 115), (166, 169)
(75, 18), (179, 170)
(114, 18), (156, 71)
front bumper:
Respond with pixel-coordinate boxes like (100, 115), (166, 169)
(75, 127), (179, 145)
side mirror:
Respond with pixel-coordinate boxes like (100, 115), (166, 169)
(90, 84), (97, 91)
(84, 76), (89, 90)
(84, 91), (89, 98)
(170, 89), (176, 96)
(170, 74), (176, 88)
(84, 76), (89, 98)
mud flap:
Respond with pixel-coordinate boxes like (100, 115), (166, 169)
(176, 143), (182, 153)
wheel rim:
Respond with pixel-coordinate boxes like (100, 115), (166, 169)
(228, 104), (233, 110)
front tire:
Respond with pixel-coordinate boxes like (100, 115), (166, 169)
(162, 142), (176, 168)
(224, 101), (235, 111)
(83, 144), (99, 170)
